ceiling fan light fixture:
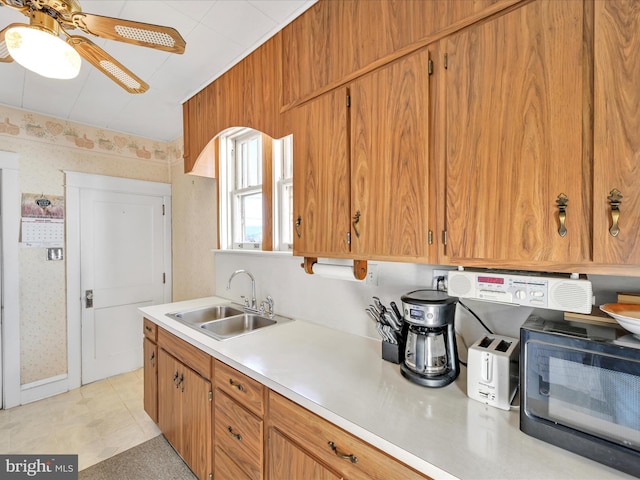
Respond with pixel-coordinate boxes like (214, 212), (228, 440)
(6, 12), (81, 80)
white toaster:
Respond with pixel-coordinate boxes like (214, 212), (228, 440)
(467, 334), (519, 410)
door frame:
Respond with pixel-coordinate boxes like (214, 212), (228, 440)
(65, 172), (171, 389)
(0, 151), (20, 409)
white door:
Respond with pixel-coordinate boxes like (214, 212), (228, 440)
(80, 189), (166, 384)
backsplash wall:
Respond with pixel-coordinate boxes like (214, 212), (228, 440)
(214, 252), (640, 362)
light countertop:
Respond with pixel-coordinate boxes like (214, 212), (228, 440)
(140, 296), (631, 480)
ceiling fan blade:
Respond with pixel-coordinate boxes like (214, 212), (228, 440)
(0, 0), (30, 15)
(0, 23), (22, 63)
(70, 13), (185, 54)
(67, 35), (149, 94)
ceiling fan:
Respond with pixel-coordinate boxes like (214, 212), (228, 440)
(0, 0), (186, 93)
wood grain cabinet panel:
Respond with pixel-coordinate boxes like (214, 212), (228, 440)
(268, 429), (344, 480)
(157, 330), (213, 480)
(282, 0), (523, 108)
(292, 87), (351, 258)
(215, 391), (263, 480)
(441, 0), (591, 266)
(267, 391), (431, 480)
(143, 337), (158, 424)
(350, 48), (432, 261)
(215, 360), (265, 418)
(594, 0), (640, 266)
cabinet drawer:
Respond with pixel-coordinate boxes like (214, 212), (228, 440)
(214, 445), (253, 480)
(143, 317), (157, 342)
(215, 360), (265, 417)
(215, 391), (263, 480)
(268, 391), (430, 480)
(158, 327), (211, 380)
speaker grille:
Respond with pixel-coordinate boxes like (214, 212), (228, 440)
(449, 274), (472, 297)
(550, 283), (592, 312)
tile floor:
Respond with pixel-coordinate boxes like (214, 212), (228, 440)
(0, 368), (160, 471)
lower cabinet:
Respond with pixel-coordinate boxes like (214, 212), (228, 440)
(142, 318), (158, 423)
(147, 325), (430, 480)
(214, 359), (266, 480)
(267, 391), (431, 480)
(157, 330), (213, 480)
(269, 428), (343, 480)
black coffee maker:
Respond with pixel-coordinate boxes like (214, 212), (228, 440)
(400, 290), (459, 387)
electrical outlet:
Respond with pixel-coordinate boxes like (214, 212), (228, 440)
(366, 263), (379, 286)
(432, 269), (452, 290)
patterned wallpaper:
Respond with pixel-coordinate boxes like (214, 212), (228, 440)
(0, 105), (183, 162)
(0, 105), (183, 386)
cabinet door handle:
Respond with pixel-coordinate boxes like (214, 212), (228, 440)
(352, 210), (361, 238)
(328, 441), (358, 464)
(295, 215), (302, 238)
(608, 189), (623, 237)
(149, 350), (155, 368)
(173, 371), (179, 383)
(229, 378), (244, 391)
(227, 426), (242, 441)
(556, 194), (568, 237)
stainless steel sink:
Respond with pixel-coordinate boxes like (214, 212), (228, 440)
(200, 313), (277, 340)
(166, 303), (293, 340)
(166, 304), (244, 325)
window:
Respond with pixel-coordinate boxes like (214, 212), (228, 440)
(274, 134), (293, 251)
(219, 128), (293, 252)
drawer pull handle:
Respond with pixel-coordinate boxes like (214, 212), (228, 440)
(328, 441), (358, 464)
(145, 325), (153, 333)
(227, 426), (242, 441)
(229, 379), (245, 391)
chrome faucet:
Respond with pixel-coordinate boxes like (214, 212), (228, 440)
(227, 269), (258, 311)
(226, 270), (275, 317)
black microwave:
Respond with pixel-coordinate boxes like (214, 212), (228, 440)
(520, 315), (640, 477)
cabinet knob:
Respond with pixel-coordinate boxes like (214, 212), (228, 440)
(607, 189), (623, 237)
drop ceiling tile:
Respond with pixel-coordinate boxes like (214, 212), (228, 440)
(149, 22), (245, 98)
(202, 1), (277, 49)
(0, 0), (315, 141)
(248, 0), (316, 23)
(0, 64), (25, 107)
(109, 91), (182, 141)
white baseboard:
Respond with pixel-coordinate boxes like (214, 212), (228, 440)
(20, 374), (69, 405)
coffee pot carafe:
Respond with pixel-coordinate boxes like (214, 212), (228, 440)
(400, 290), (459, 387)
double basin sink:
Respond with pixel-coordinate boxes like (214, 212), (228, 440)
(166, 303), (293, 340)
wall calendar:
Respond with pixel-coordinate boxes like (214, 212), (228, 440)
(21, 193), (64, 247)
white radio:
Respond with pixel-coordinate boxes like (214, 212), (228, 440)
(447, 269), (593, 314)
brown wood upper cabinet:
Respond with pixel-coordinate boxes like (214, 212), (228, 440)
(293, 48), (433, 262)
(292, 88), (351, 258)
(184, 33), (286, 175)
(440, 0), (591, 268)
(281, 0), (524, 109)
(593, 0), (640, 266)
(350, 48), (432, 261)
